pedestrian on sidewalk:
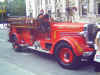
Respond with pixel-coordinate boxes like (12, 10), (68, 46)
(94, 31), (100, 74)
(65, 7), (71, 22)
(72, 7), (77, 22)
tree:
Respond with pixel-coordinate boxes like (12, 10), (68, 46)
(7, 0), (26, 16)
(0, 1), (7, 22)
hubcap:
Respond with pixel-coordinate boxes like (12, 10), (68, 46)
(59, 48), (73, 64)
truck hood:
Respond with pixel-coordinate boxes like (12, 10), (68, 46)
(51, 22), (86, 32)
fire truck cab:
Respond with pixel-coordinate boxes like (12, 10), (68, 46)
(9, 20), (96, 69)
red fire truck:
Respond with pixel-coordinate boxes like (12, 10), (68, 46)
(8, 19), (96, 69)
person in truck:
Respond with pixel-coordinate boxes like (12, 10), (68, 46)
(37, 12), (50, 33)
(37, 9), (44, 19)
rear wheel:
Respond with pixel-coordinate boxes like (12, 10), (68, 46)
(55, 42), (81, 69)
(12, 43), (23, 52)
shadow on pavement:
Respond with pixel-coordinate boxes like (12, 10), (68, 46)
(15, 48), (56, 61)
(14, 48), (94, 71)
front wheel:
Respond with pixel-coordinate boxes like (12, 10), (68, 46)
(55, 42), (81, 69)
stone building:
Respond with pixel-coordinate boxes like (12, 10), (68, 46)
(96, 0), (100, 22)
(25, 0), (100, 23)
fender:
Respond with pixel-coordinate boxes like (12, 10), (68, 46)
(50, 36), (83, 56)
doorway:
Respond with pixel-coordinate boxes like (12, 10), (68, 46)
(98, 3), (100, 15)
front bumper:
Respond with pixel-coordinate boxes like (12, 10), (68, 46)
(80, 50), (96, 61)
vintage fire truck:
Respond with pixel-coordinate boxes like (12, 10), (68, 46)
(8, 18), (97, 69)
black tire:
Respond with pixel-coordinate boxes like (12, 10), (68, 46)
(54, 42), (81, 69)
(12, 43), (23, 52)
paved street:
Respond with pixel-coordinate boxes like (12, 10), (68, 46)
(0, 27), (97, 75)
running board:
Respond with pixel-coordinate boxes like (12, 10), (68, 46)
(28, 46), (49, 53)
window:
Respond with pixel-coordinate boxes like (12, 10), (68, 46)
(97, 3), (100, 15)
(79, 0), (89, 16)
(57, 9), (61, 17)
(82, 4), (88, 16)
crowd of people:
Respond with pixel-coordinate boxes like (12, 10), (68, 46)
(65, 6), (77, 22)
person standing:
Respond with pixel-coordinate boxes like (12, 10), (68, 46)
(94, 31), (100, 74)
(65, 7), (70, 22)
(72, 7), (77, 22)
(37, 9), (44, 19)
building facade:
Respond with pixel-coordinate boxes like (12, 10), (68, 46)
(25, 0), (100, 23)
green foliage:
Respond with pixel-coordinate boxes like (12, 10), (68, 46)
(7, 0), (26, 16)
(0, 1), (7, 22)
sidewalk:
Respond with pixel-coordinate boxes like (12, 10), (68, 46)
(0, 59), (36, 75)
(77, 16), (100, 23)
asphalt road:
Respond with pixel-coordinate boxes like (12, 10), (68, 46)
(0, 27), (97, 75)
